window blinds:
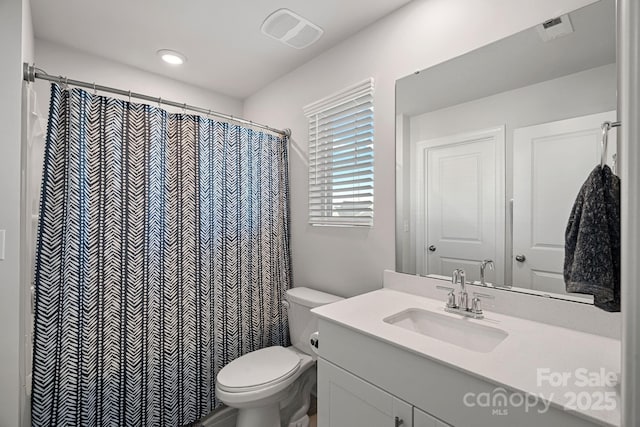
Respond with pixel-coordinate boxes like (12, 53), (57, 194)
(303, 79), (374, 227)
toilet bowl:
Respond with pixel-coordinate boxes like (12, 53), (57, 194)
(216, 346), (313, 427)
(215, 287), (342, 427)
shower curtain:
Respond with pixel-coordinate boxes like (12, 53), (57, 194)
(31, 84), (291, 426)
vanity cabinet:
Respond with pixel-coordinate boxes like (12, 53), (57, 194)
(318, 359), (413, 427)
(318, 358), (452, 427)
(315, 312), (609, 427)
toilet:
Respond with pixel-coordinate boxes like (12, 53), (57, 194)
(215, 287), (343, 427)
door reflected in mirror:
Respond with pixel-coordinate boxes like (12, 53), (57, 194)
(395, 0), (616, 303)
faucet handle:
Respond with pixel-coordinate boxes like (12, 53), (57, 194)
(471, 292), (495, 315)
(436, 285), (458, 309)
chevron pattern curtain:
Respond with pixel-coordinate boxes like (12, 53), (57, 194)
(31, 84), (291, 426)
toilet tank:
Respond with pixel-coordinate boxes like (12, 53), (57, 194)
(285, 287), (343, 355)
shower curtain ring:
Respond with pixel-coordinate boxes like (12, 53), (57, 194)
(128, 90), (132, 104)
(182, 103), (187, 114)
(92, 82), (97, 95)
(157, 97), (162, 108)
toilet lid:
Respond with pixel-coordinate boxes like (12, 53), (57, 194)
(217, 346), (301, 393)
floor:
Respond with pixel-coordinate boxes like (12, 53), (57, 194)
(309, 395), (318, 427)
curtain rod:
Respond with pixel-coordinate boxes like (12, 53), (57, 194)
(22, 63), (291, 138)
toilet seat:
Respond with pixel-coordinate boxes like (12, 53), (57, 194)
(217, 346), (302, 393)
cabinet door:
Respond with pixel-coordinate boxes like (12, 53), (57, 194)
(414, 407), (451, 427)
(318, 358), (412, 427)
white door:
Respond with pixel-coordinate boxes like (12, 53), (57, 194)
(512, 111), (617, 296)
(317, 358), (413, 427)
(414, 407), (452, 427)
(415, 127), (505, 284)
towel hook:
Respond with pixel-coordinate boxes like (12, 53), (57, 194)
(601, 121), (611, 167)
(601, 120), (622, 168)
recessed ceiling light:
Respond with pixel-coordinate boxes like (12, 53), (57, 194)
(157, 49), (186, 65)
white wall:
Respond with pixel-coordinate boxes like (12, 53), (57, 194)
(408, 64), (616, 142)
(243, 0), (597, 298)
(19, 2), (35, 424)
(0, 0), (30, 425)
(33, 39), (243, 120)
(22, 0), (34, 64)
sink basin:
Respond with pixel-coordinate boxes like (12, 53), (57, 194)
(383, 308), (508, 353)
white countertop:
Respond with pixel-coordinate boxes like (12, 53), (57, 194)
(312, 288), (621, 427)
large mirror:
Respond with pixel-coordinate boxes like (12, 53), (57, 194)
(395, 0), (616, 303)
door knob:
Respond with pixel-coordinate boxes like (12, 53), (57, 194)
(428, 245), (437, 252)
(515, 254), (526, 262)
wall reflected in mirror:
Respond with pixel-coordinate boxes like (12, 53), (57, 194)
(395, 0), (616, 303)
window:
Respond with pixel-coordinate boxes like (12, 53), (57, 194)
(303, 79), (374, 227)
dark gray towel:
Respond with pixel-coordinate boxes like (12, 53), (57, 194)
(564, 165), (620, 312)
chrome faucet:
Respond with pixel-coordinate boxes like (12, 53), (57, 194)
(480, 259), (495, 286)
(452, 269), (468, 311)
(437, 268), (494, 319)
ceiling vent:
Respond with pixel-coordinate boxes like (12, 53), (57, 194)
(536, 14), (574, 42)
(261, 9), (324, 49)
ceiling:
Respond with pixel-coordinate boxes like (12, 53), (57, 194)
(396, 0), (615, 116)
(31, 0), (413, 99)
